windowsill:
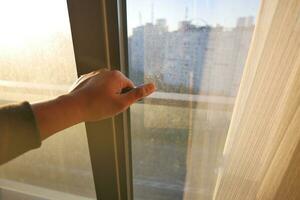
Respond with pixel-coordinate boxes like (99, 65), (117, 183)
(0, 179), (94, 200)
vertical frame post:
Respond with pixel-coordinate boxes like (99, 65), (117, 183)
(67, 0), (132, 199)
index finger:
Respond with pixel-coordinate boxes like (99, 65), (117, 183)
(117, 71), (135, 89)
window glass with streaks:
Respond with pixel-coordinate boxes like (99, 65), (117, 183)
(0, 0), (96, 199)
(126, 0), (260, 199)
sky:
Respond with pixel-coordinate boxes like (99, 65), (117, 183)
(127, 0), (260, 35)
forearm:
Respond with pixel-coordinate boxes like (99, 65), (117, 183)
(31, 94), (83, 140)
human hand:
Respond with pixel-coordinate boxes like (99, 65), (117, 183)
(32, 69), (155, 140)
(68, 69), (156, 121)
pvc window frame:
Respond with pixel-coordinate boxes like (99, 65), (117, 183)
(66, 0), (132, 199)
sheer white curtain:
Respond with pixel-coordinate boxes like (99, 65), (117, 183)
(213, 0), (300, 199)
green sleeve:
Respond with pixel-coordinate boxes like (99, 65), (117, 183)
(0, 102), (41, 165)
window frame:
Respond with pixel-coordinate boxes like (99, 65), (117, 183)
(66, 0), (132, 199)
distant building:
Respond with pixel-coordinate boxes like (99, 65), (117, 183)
(128, 19), (169, 85)
(143, 20), (168, 76)
(128, 26), (145, 85)
(163, 21), (210, 93)
(199, 17), (255, 96)
(236, 16), (255, 27)
(128, 16), (255, 96)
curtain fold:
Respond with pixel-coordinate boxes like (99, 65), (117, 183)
(213, 0), (300, 199)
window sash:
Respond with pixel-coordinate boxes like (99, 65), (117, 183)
(66, 0), (132, 199)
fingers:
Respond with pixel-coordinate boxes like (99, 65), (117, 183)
(110, 70), (135, 88)
(120, 76), (135, 89)
(119, 83), (156, 105)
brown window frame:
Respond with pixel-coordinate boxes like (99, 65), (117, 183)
(67, 0), (132, 199)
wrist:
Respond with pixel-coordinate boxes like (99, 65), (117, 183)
(57, 94), (85, 123)
(32, 94), (85, 140)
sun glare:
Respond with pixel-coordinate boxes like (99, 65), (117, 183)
(0, 0), (70, 49)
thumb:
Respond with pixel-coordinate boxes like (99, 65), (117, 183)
(121, 83), (156, 105)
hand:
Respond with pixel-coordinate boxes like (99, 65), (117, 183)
(68, 69), (156, 121)
(32, 69), (156, 140)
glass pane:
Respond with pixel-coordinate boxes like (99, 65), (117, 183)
(0, 0), (96, 199)
(126, 0), (260, 199)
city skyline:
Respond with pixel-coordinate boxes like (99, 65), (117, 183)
(128, 16), (255, 96)
(127, 0), (260, 35)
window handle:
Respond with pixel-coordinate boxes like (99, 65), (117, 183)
(121, 87), (134, 94)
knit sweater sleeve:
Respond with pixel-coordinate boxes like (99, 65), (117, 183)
(0, 102), (41, 165)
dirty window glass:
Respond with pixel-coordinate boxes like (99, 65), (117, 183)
(126, 0), (260, 199)
(0, 0), (96, 199)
